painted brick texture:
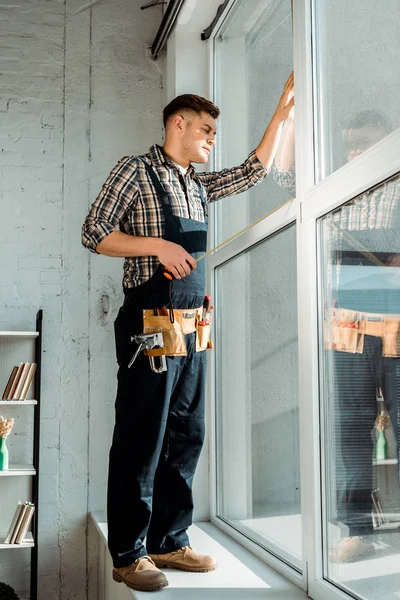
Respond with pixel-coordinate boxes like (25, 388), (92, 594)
(0, 0), (163, 598)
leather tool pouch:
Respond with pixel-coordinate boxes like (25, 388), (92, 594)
(326, 309), (365, 354)
(382, 320), (400, 357)
(196, 322), (213, 352)
(325, 308), (400, 357)
(142, 308), (214, 356)
(143, 313), (188, 356)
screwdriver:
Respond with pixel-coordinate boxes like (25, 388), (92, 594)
(199, 295), (211, 325)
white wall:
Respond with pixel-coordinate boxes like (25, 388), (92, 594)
(0, 0), (163, 598)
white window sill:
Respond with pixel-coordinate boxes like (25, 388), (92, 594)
(91, 512), (307, 600)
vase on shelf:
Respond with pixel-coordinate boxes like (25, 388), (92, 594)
(0, 416), (14, 470)
(376, 430), (388, 461)
(0, 436), (9, 470)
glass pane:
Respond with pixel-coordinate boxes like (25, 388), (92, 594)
(216, 224), (301, 570)
(214, 0), (294, 242)
(319, 173), (400, 599)
(314, 0), (400, 180)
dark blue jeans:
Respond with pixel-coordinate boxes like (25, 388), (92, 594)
(334, 336), (399, 535)
(107, 306), (207, 568)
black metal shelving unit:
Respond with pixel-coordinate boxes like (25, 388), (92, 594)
(0, 309), (42, 600)
(30, 309), (42, 600)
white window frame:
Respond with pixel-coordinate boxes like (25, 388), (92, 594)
(206, 0), (303, 589)
(203, 0), (400, 598)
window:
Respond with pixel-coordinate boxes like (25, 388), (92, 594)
(208, 0), (400, 596)
(214, 0), (294, 242)
(313, 0), (400, 181)
(319, 173), (400, 598)
(215, 224), (301, 570)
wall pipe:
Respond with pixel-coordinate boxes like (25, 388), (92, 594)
(151, 0), (187, 59)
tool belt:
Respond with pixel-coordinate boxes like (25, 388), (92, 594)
(142, 307), (213, 357)
(325, 307), (400, 356)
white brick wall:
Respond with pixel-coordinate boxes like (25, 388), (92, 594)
(0, 0), (163, 598)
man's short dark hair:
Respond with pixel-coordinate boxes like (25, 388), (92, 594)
(344, 110), (392, 134)
(163, 94), (220, 127)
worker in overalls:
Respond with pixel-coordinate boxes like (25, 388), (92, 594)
(82, 73), (294, 592)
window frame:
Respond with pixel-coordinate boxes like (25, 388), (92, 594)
(207, 0), (303, 589)
(204, 0), (400, 598)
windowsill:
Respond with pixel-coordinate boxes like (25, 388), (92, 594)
(91, 512), (308, 599)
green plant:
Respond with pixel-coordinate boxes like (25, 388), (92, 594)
(0, 582), (20, 600)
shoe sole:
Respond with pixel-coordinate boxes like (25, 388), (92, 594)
(152, 561), (217, 573)
(329, 548), (375, 564)
(113, 571), (169, 591)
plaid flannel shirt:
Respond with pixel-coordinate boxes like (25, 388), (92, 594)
(82, 144), (269, 287)
(271, 165), (400, 252)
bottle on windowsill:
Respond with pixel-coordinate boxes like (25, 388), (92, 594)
(375, 388), (390, 461)
(376, 430), (388, 461)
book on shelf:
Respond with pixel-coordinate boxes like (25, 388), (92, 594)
(13, 363), (31, 399)
(3, 501), (35, 545)
(3, 502), (23, 544)
(20, 363), (37, 400)
(9, 503), (28, 544)
(15, 504), (35, 544)
(7, 363), (24, 400)
(2, 363), (37, 401)
(1, 366), (18, 400)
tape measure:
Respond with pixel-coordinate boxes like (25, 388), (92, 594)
(162, 196), (294, 280)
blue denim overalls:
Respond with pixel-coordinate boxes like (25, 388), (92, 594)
(333, 253), (400, 535)
(107, 159), (209, 568)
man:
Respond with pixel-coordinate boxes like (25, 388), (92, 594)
(272, 109), (400, 563)
(82, 73), (294, 592)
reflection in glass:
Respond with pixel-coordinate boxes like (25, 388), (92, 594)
(216, 225), (301, 570)
(214, 0), (294, 241)
(273, 110), (394, 200)
(313, 0), (400, 180)
(319, 172), (400, 599)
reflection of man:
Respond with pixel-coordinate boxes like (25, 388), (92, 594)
(273, 110), (400, 563)
(272, 109), (393, 194)
(342, 110), (392, 163)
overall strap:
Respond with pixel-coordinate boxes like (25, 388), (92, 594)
(140, 159), (171, 208)
(194, 178), (208, 218)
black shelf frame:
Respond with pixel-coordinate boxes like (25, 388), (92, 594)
(30, 309), (42, 600)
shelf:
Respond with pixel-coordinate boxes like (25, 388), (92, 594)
(374, 521), (400, 531)
(0, 310), (42, 598)
(0, 332), (39, 338)
(0, 400), (37, 405)
(0, 465), (35, 477)
(0, 532), (34, 549)
(373, 458), (399, 465)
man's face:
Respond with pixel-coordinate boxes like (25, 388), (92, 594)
(180, 112), (217, 164)
(342, 125), (386, 163)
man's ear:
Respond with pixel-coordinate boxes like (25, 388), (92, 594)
(173, 114), (185, 133)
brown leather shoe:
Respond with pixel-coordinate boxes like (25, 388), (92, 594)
(329, 536), (375, 563)
(113, 556), (168, 591)
(149, 546), (217, 572)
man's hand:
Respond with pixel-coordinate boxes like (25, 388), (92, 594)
(273, 71), (294, 124)
(387, 253), (400, 267)
(157, 240), (197, 280)
(255, 72), (295, 170)
(95, 232), (196, 280)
